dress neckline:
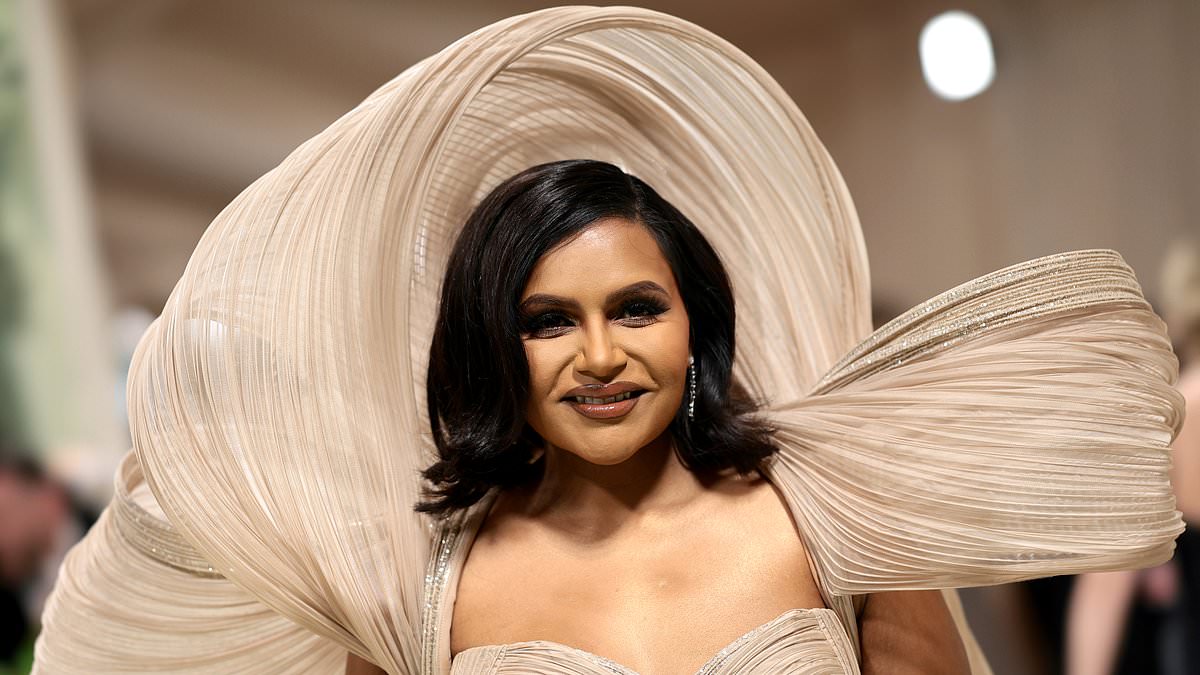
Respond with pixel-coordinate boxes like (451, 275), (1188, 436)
(424, 469), (852, 674)
(452, 605), (841, 675)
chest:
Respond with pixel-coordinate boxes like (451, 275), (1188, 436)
(462, 534), (807, 656)
(438, 487), (828, 674)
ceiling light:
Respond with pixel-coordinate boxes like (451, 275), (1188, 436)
(919, 11), (996, 101)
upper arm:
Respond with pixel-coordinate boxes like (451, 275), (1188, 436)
(858, 590), (970, 675)
(345, 652), (387, 675)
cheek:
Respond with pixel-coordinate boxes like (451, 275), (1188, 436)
(652, 321), (691, 388)
(522, 342), (568, 416)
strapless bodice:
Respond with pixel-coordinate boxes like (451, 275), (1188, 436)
(423, 488), (863, 675)
(449, 607), (859, 674)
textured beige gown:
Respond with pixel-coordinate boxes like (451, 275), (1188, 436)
(33, 7), (1183, 674)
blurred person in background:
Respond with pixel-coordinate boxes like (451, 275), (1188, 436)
(0, 447), (88, 671)
(1162, 241), (1200, 674)
(1067, 241), (1200, 675)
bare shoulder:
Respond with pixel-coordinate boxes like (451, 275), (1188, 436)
(725, 473), (801, 529)
(859, 590), (970, 675)
(695, 472), (824, 606)
(706, 474), (812, 559)
(344, 652), (386, 675)
(449, 489), (549, 653)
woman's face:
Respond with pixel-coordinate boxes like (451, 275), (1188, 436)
(519, 217), (691, 466)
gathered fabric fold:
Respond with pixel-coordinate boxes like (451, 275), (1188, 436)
(767, 250), (1182, 595)
(34, 452), (345, 673)
(32, 7), (1183, 675)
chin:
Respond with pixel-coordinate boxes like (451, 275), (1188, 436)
(560, 428), (667, 466)
(573, 447), (641, 466)
(539, 412), (675, 467)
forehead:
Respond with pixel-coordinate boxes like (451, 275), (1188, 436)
(521, 218), (678, 299)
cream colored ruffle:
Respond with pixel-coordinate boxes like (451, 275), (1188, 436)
(767, 251), (1182, 595)
(33, 6), (1181, 674)
(34, 453), (344, 673)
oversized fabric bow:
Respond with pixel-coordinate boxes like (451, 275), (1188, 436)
(35, 7), (1181, 674)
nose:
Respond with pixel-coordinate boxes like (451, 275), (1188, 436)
(574, 322), (627, 379)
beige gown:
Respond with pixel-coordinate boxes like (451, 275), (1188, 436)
(33, 7), (1182, 674)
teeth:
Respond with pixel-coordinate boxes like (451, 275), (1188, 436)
(573, 391), (635, 405)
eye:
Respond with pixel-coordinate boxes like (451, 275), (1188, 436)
(614, 298), (668, 327)
(520, 311), (574, 339)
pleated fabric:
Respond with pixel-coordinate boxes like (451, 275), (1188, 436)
(34, 453), (345, 673)
(768, 250), (1182, 595)
(33, 6), (1182, 675)
(450, 609), (858, 674)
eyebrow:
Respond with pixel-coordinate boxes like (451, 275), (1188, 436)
(518, 280), (671, 313)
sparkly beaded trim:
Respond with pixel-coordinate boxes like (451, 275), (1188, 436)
(110, 452), (222, 578)
(694, 610), (800, 675)
(421, 510), (466, 675)
(814, 250), (1145, 394)
(571, 650), (636, 674)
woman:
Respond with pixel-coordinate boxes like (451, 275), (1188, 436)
(35, 7), (1182, 675)
(347, 159), (968, 673)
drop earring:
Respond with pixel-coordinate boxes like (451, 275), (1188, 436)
(687, 354), (696, 420)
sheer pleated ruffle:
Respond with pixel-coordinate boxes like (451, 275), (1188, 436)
(31, 6), (1182, 675)
(56, 8), (870, 672)
(767, 250), (1183, 594)
(34, 453), (344, 674)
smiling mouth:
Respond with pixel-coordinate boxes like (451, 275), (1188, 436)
(564, 390), (646, 420)
(565, 390), (645, 405)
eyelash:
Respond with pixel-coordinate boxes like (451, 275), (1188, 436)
(520, 298), (669, 338)
(612, 300), (670, 331)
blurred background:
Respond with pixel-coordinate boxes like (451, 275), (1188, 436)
(1, 0), (1197, 672)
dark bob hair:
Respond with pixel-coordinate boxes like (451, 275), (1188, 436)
(418, 159), (777, 514)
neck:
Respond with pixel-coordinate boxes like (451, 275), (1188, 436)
(519, 432), (706, 539)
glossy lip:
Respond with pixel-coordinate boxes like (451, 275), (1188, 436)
(561, 381), (647, 420)
(561, 381), (645, 401)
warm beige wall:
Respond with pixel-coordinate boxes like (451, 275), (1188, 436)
(758, 0), (1199, 313)
(69, 0), (1198, 315)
